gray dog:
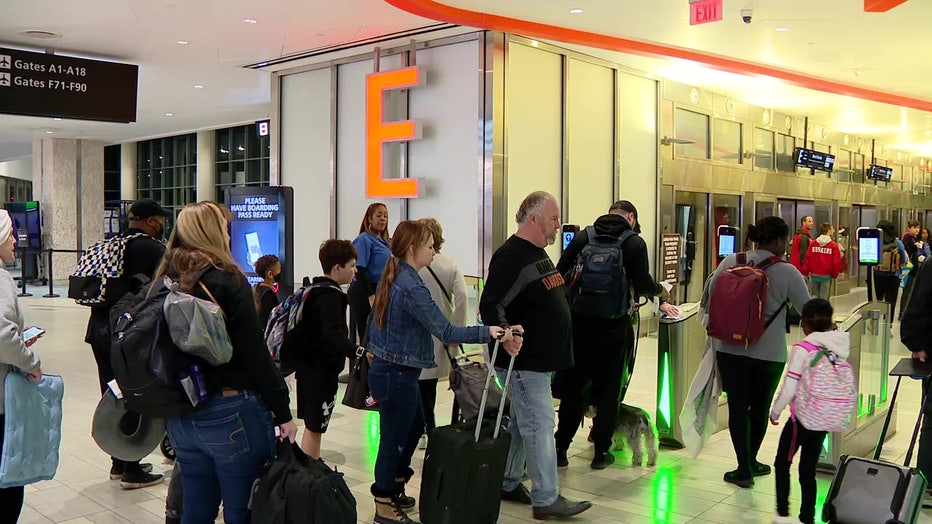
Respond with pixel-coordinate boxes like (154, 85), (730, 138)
(585, 403), (658, 466)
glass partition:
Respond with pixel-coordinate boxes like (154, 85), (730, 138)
(674, 108), (710, 159)
(461, 276), (486, 358)
(712, 119), (742, 164)
(753, 128), (774, 170)
(776, 134), (796, 173)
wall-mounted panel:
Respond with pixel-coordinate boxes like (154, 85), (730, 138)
(566, 58), (614, 228)
(406, 40), (481, 275)
(280, 67), (332, 282)
(505, 42), (563, 262)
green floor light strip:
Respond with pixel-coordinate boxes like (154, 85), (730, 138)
(658, 353), (673, 431)
(651, 466), (675, 523)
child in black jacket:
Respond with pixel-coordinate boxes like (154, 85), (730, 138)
(297, 240), (363, 459)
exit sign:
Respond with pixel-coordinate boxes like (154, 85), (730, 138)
(690, 0), (723, 25)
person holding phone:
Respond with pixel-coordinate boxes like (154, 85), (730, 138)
(0, 209), (42, 522)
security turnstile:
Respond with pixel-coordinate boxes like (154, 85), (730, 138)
(656, 303), (728, 448)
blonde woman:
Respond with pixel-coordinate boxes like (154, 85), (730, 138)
(157, 202), (296, 524)
(0, 210), (42, 523)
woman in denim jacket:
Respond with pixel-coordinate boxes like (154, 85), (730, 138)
(366, 220), (521, 524)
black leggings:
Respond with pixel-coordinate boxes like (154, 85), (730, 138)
(774, 417), (827, 524)
(874, 273), (901, 321)
(0, 415), (25, 524)
(716, 352), (784, 475)
(418, 378), (439, 435)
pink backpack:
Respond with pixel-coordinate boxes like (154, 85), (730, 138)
(707, 253), (787, 346)
(792, 340), (857, 432)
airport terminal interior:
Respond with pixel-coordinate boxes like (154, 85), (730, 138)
(5, 0), (932, 523)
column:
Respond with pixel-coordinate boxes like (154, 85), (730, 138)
(121, 142), (136, 200)
(33, 137), (105, 281)
(196, 130), (216, 202)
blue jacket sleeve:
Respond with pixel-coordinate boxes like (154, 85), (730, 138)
(403, 283), (488, 344)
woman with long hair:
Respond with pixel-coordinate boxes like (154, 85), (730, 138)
(366, 220), (521, 524)
(703, 216), (810, 488)
(157, 201), (296, 524)
(349, 203), (392, 343)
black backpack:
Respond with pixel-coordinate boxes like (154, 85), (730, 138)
(248, 441), (356, 524)
(109, 278), (209, 418)
(566, 226), (634, 319)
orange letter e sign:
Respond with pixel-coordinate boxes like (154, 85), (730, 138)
(365, 66), (421, 198)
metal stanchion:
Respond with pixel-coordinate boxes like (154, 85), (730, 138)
(43, 249), (59, 298)
(16, 248), (32, 297)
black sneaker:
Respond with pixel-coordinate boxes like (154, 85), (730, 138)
(110, 462), (153, 480)
(752, 461), (772, 477)
(501, 483), (532, 505)
(392, 492), (415, 511)
(120, 470), (164, 490)
(723, 469), (754, 488)
(591, 451), (616, 470)
(532, 495), (592, 519)
(556, 448), (568, 468)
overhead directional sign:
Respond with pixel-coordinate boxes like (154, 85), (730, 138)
(0, 47), (138, 123)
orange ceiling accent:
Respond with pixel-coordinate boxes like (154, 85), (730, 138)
(385, 0), (932, 113)
(864, 0), (909, 12)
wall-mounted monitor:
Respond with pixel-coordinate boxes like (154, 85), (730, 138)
(867, 164), (893, 182)
(794, 147), (835, 172)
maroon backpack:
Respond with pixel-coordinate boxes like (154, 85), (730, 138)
(707, 252), (788, 347)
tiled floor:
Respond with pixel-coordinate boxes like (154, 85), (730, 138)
(10, 289), (932, 524)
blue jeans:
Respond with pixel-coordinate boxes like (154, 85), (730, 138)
(369, 358), (424, 494)
(166, 391), (276, 524)
(496, 368), (559, 507)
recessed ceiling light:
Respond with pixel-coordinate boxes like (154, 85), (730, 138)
(569, 8), (584, 14)
(20, 30), (60, 40)
(164, 112), (174, 117)
(775, 27), (790, 32)
(242, 18), (258, 24)
(45, 130), (53, 134)
(176, 40), (189, 45)
(53, 117), (61, 121)
(194, 85), (204, 89)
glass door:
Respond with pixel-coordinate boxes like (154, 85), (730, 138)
(711, 194), (741, 267)
(674, 191), (709, 304)
(838, 206), (852, 281)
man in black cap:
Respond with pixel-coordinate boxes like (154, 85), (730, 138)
(85, 198), (169, 489)
(554, 200), (676, 470)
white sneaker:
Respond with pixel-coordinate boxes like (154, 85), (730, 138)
(772, 514), (797, 524)
(418, 435), (428, 450)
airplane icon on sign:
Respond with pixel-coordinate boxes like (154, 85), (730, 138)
(0, 55), (9, 69)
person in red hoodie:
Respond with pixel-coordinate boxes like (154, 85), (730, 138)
(789, 215), (814, 274)
(801, 222), (842, 299)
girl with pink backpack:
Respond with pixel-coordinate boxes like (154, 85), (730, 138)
(770, 298), (856, 524)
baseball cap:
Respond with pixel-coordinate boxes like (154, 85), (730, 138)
(128, 199), (171, 220)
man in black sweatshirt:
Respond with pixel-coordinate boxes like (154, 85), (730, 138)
(899, 253), (932, 482)
(480, 191), (591, 520)
(554, 200), (676, 470)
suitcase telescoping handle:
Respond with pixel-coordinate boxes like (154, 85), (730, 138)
(474, 337), (516, 444)
(873, 374), (932, 466)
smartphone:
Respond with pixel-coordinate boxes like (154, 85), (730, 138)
(245, 232), (263, 267)
(561, 224), (580, 251)
(717, 225), (738, 258)
(858, 227), (882, 265)
(22, 326), (45, 342)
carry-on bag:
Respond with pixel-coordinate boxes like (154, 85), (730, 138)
(419, 338), (515, 524)
(444, 344), (509, 423)
(822, 357), (932, 524)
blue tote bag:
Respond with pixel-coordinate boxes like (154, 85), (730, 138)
(0, 372), (65, 488)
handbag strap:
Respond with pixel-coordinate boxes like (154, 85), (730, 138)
(197, 281), (226, 320)
(426, 266), (452, 306)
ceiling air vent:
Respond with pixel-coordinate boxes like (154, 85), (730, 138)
(19, 30), (61, 40)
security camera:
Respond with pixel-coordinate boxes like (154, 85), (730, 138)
(740, 8), (753, 24)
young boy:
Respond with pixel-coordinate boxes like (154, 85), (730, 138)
(296, 239), (362, 458)
(770, 298), (851, 524)
(253, 254), (281, 331)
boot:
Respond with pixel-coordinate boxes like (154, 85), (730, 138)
(556, 447), (569, 468)
(373, 496), (419, 524)
(393, 467), (415, 510)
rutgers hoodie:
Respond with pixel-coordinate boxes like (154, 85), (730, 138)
(770, 329), (850, 421)
(801, 235), (842, 280)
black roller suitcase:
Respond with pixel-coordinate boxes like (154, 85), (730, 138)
(822, 358), (932, 524)
(419, 339), (515, 524)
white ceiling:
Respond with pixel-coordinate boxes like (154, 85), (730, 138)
(1, 0), (932, 162)
(0, 0), (432, 161)
(425, 0), (932, 155)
